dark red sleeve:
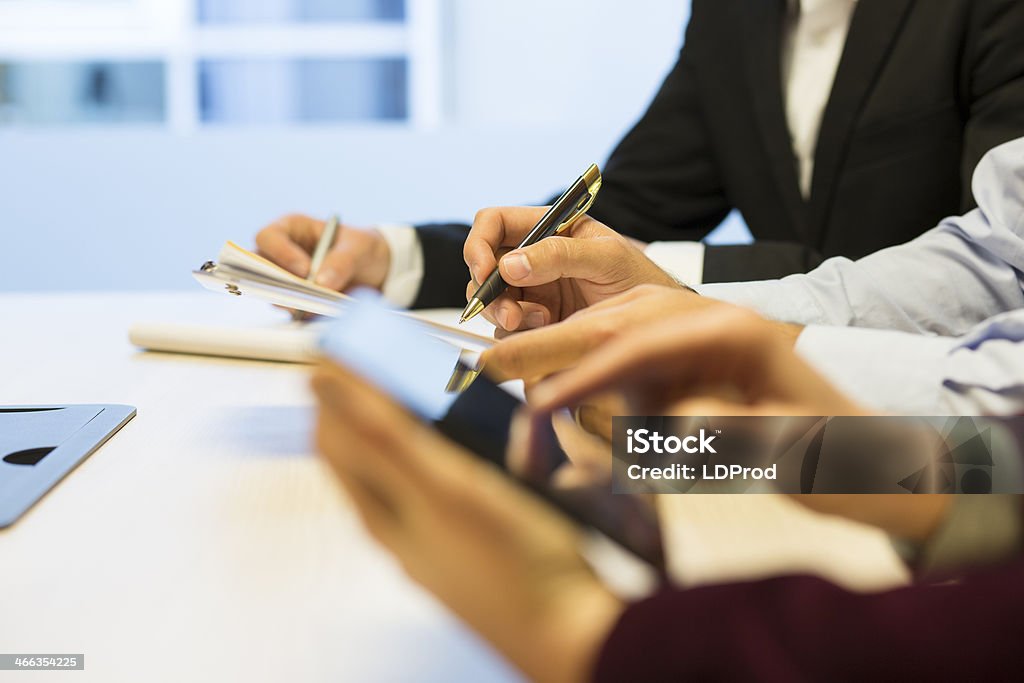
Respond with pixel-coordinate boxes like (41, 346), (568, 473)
(592, 559), (1024, 682)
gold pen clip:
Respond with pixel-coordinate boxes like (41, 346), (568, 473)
(555, 163), (603, 234)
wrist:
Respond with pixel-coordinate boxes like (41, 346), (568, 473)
(367, 229), (392, 290)
(525, 581), (624, 683)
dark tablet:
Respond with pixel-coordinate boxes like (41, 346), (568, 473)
(319, 291), (664, 573)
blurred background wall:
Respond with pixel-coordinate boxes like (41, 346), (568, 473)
(0, 0), (747, 291)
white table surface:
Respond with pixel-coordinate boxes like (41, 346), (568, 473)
(0, 291), (910, 683)
(0, 292), (520, 683)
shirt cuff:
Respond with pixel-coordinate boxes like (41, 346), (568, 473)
(376, 223), (424, 309)
(794, 325), (959, 414)
(644, 241), (706, 287)
(697, 279), (833, 325)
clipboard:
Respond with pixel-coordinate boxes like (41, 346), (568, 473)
(193, 242), (494, 352)
(0, 405), (136, 528)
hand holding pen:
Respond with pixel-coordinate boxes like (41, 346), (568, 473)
(462, 165), (684, 332)
(461, 164), (603, 324)
(255, 214), (392, 294)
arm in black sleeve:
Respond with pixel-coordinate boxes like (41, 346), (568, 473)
(959, 0), (1024, 211)
(588, 4), (732, 243)
(410, 222), (472, 310)
(412, 5), (735, 305)
(593, 558), (1024, 682)
(702, 241), (825, 283)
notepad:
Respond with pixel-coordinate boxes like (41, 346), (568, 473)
(194, 241), (350, 315)
(129, 321), (325, 363)
(191, 241), (494, 353)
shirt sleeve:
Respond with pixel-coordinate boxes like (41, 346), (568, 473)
(789, 310), (1024, 415)
(696, 138), (1024, 335)
(376, 223), (425, 309)
(643, 241), (706, 286)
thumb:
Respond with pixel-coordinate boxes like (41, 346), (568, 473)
(498, 236), (622, 287)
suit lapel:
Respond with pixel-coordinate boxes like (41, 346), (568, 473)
(743, 0), (808, 241)
(807, 0), (915, 237)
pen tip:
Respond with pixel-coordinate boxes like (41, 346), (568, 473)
(459, 298), (485, 326)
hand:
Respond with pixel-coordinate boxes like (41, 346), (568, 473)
(312, 362), (623, 683)
(483, 284), (754, 384)
(507, 410), (617, 489)
(255, 213), (391, 291)
(530, 305), (859, 417)
(464, 207), (682, 333)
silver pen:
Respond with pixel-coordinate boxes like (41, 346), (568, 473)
(309, 214), (341, 282)
(293, 214), (340, 320)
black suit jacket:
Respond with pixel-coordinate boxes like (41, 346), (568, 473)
(413, 0), (1024, 308)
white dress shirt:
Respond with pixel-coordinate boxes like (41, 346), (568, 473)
(699, 137), (1024, 416)
(376, 0), (859, 306)
(782, 0), (859, 198)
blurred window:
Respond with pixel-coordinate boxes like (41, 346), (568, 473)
(0, 0), (438, 130)
(0, 61), (165, 125)
(198, 0), (405, 23)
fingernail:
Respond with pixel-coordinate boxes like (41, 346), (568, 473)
(469, 262), (481, 284)
(315, 269), (340, 290)
(496, 308), (510, 330)
(502, 253), (531, 281)
(524, 310), (546, 328)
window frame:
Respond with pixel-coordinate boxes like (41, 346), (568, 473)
(0, 0), (442, 131)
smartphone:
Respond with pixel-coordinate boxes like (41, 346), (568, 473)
(319, 291), (665, 582)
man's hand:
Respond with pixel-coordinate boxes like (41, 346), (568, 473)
(464, 207), (682, 332)
(312, 362), (622, 683)
(255, 213), (391, 292)
(482, 285), (728, 384)
(530, 305), (856, 417)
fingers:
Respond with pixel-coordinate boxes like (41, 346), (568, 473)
(471, 288), (525, 332)
(497, 233), (623, 289)
(466, 280), (553, 333)
(481, 319), (603, 382)
(514, 302), (552, 330)
(311, 363), (428, 499)
(315, 403), (403, 547)
(505, 408), (532, 478)
(486, 295), (525, 332)
(488, 300), (552, 334)
(312, 361), (485, 500)
(255, 214), (324, 277)
(317, 236), (361, 291)
(255, 216), (390, 292)
(530, 307), (772, 412)
(573, 397), (619, 442)
(316, 227), (391, 292)
(531, 302), (854, 417)
(663, 397), (753, 417)
(464, 206), (549, 285)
